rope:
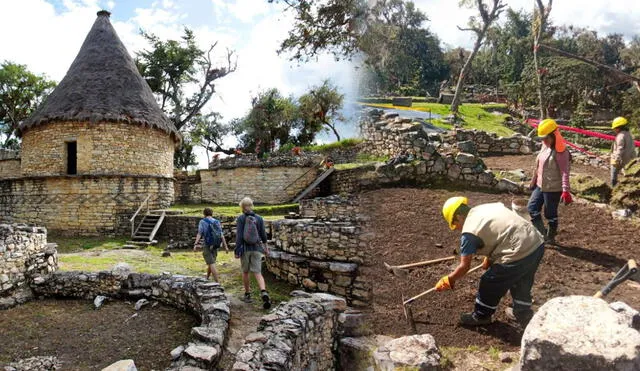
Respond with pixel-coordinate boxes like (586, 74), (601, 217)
(526, 119), (640, 147)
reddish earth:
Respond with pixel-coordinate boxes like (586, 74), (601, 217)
(0, 299), (197, 370)
(361, 185), (640, 350)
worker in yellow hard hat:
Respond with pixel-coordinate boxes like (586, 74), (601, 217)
(527, 119), (572, 244)
(610, 117), (636, 186)
(436, 197), (545, 326)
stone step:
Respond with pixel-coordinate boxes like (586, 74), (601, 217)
(126, 240), (157, 246)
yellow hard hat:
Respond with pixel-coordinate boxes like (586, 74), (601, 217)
(537, 119), (558, 137)
(612, 117), (628, 129)
(442, 196), (468, 230)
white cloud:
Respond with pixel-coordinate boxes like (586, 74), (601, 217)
(413, 0), (640, 49)
(210, 0), (271, 24)
(106, 0), (115, 10)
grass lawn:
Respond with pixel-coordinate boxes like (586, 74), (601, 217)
(169, 203), (299, 220)
(51, 237), (293, 306)
(360, 102), (514, 137)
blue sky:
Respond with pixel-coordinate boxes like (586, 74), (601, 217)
(2, 0), (639, 168)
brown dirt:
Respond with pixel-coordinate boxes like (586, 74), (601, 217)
(482, 154), (610, 182)
(361, 187), (640, 350)
(0, 299), (197, 370)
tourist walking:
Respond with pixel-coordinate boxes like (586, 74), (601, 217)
(610, 116), (636, 186)
(527, 118), (572, 244)
(236, 197), (271, 309)
(193, 208), (228, 282)
(436, 197), (545, 326)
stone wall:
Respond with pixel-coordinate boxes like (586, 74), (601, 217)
(232, 291), (346, 371)
(20, 121), (175, 177)
(300, 195), (361, 221)
(174, 171), (203, 204)
(267, 195), (373, 307)
(30, 270), (230, 370)
(0, 175), (174, 236)
(0, 159), (21, 179)
(157, 215), (247, 246)
(446, 128), (535, 155)
(0, 223), (57, 308)
(186, 167), (318, 205)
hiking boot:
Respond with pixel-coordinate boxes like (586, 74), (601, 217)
(459, 312), (492, 326)
(242, 292), (253, 303)
(261, 291), (271, 310)
(505, 307), (534, 326)
(545, 225), (557, 245)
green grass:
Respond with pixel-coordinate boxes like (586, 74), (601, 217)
(303, 138), (363, 152)
(169, 203), (299, 218)
(333, 162), (375, 170)
(360, 102), (514, 137)
(55, 237), (294, 309)
(49, 235), (130, 254)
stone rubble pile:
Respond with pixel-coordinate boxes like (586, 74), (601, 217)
(2, 356), (60, 371)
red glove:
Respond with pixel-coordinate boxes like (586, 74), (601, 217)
(561, 191), (572, 204)
(435, 276), (453, 291)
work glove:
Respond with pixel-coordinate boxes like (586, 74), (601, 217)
(435, 276), (453, 291)
(561, 191), (572, 205)
(482, 257), (491, 270)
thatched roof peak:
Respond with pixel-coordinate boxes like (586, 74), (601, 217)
(21, 10), (179, 140)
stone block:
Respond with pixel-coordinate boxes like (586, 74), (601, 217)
(373, 334), (442, 370)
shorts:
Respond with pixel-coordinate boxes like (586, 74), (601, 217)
(241, 251), (263, 273)
(202, 245), (218, 265)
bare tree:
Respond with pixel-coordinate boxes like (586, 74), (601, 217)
(450, 0), (506, 115)
(533, 0), (552, 119)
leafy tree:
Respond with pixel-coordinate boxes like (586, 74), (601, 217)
(298, 80), (344, 141)
(190, 112), (230, 164)
(532, 0), (553, 118)
(0, 61), (56, 149)
(174, 137), (199, 171)
(232, 89), (301, 153)
(136, 28), (237, 131)
(269, 0), (368, 62)
(450, 0), (506, 114)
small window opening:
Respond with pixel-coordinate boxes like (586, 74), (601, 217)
(66, 141), (77, 175)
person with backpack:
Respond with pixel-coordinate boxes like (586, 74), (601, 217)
(610, 117), (636, 186)
(235, 197), (271, 309)
(437, 196), (545, 326)
(193, 207), (228, 282)
(527, 119), (572, 244)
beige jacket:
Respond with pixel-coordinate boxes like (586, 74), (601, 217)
(462, 203), (544, 264)
(611, 131), (636, 168)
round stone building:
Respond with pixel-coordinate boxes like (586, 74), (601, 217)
(0, 10), (179, 236)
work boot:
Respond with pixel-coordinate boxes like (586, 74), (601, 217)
(531, 218), (546, 237)
(242, 292), (253, 303)
(545, 225), (557, 245)
(261, 290), (271, 310)
(459, 312), (492, 326)
(505, 307), (534, 326)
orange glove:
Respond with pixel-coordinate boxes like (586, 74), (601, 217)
(435, 276), (453, 291)
(482, 257), (491, 270)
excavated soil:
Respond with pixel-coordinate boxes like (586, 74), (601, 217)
(0, 299), (197, 370)
(361, 186), (640, 350)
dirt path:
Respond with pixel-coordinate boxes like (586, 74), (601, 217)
(482, 154), (610, 182)
(361, 187), (640, 350)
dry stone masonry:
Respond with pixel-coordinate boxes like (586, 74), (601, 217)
(30, 270), (230, 370)
(0, 223), (57, 309)
(267, 195), (372, 306)
(232, 291), (347, 371)
(445, 128), (535, 155)
(0, 149), (21, 179)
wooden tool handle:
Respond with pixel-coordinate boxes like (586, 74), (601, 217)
(403, 263), (484, 305)
(398, 255), (456, 269)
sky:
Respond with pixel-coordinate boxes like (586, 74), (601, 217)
(1, 0), (639, 168)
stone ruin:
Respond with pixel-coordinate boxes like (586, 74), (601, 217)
(267, 195), (372, 307)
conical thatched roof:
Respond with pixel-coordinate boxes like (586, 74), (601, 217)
(21, 10), (178, 139)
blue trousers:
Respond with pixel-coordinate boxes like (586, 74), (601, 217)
(527, 186), (561, 230)
(473, 245), (545, 318)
